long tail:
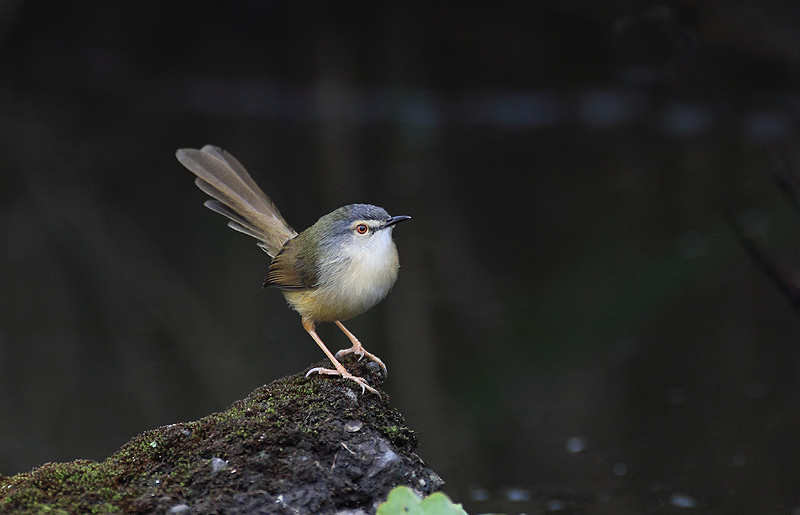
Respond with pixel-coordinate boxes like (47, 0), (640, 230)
(176, 145), (297, 257)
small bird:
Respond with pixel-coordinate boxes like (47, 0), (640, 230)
(176, 145), (410, 395)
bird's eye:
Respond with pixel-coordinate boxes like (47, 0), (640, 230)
(356, 223), (369, 234)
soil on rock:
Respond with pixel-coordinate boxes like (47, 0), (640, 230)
(0, 356), (443, 515)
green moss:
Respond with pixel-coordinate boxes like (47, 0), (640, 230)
(0, 459), (127, 514)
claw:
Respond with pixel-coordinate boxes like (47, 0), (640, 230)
(335, 346), (387, 377)
(333, 321), (388, 378)
(306, 366), (381, 397)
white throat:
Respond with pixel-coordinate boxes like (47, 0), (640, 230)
(320, 228), (400, 319)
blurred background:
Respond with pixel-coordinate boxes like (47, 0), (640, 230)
(2, 1), (800, 513)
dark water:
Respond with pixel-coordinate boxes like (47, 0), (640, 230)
(2, 2), (800, 513)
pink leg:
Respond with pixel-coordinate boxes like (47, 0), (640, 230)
(333, 320), (387, 378)
(302, 318), (380, 396)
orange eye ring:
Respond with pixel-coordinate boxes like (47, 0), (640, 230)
(356, 223), (369, 234)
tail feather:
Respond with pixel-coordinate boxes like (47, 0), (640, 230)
(177, 145), (298, 257)
(202, 199), (264, 239)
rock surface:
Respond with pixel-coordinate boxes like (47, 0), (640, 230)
(0, 357), (443, 514)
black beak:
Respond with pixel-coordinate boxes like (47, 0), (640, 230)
(385, 215), (411, 227)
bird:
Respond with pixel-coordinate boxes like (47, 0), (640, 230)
(176, 145), (410, 395)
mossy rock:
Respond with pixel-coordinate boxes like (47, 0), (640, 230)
(0, 357), (443, 514)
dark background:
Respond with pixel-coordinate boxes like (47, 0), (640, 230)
(2, 1), (800, 513)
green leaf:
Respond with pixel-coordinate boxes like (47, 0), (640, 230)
(377, 486), (469, 515)
(420, 492), (469, 515)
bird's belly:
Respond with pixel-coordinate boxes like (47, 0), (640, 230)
(283, 279), (392, 322)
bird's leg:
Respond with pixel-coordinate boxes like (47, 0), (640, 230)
(302, 318), (380, 396)
(333, 320), (387, 378)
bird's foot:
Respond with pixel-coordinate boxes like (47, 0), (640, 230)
(305, 366), (381, 397)
(335, 346), (388, 378)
